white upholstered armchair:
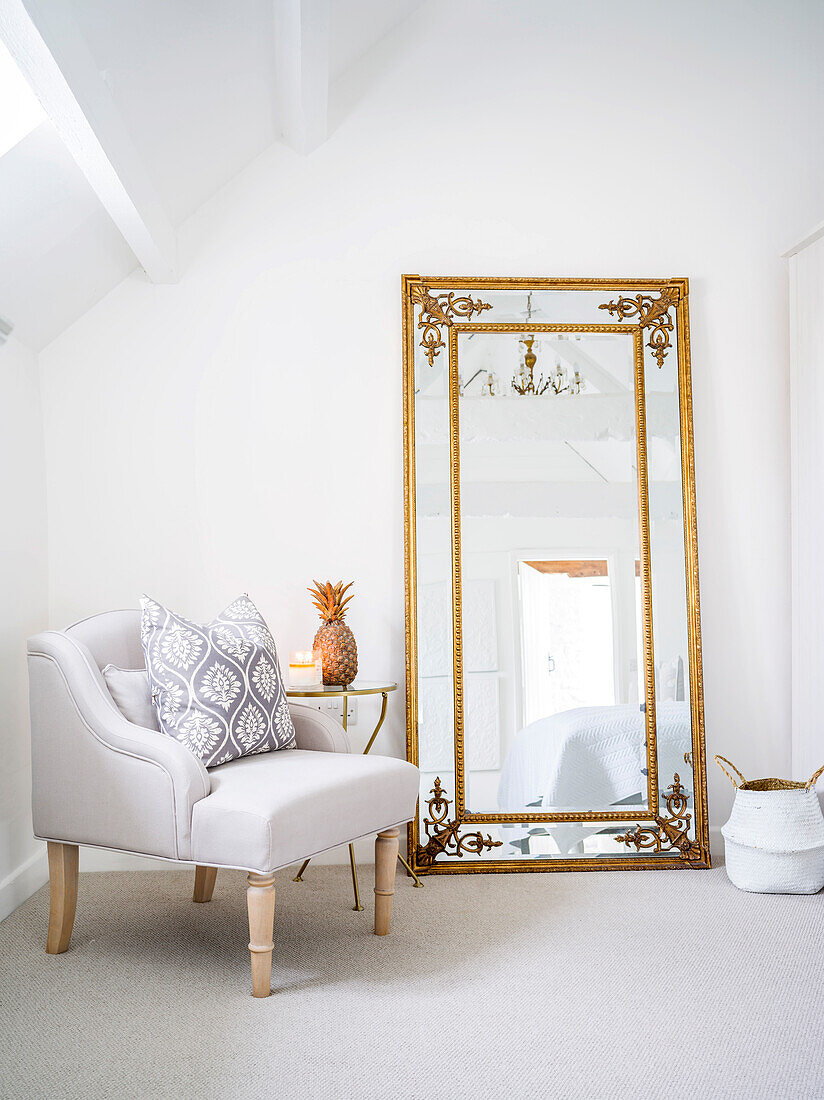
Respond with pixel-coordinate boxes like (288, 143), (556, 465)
(27, 610), (419, 997)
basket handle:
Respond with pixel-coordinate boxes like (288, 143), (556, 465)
(714, 754), (746, 788)
(805, 764), (824, 790)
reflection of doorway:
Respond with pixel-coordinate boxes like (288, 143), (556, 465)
(518, 559), (616, 725)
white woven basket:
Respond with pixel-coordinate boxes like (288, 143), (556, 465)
(716, 756), (824, 894)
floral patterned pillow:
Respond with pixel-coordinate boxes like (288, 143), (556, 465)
(140, 594), (296, 767)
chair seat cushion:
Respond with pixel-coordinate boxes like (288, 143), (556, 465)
(190, 749), (420, 873)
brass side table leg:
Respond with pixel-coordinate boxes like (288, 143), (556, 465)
(293, 857), (311, 883)
(349, 843), (364, 911)
(397, 851), (424, 887)
(342, 700), (365, 911)
(362, 693), (388, 755)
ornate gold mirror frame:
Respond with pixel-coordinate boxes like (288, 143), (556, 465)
(402, 275), (710, 875)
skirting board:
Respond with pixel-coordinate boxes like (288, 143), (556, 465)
(0, 846), (48, 923)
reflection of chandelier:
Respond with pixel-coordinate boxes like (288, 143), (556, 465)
(512, 335), (583, 396)
(512, 336), (549, 394)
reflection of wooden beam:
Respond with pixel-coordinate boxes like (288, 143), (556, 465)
(521, 559), (642, 578)
(523, 559), (608, 578)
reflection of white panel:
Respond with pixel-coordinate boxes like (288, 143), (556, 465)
(463, 580), (498, 671)
(466, 673), (500, 770)
(418, 677), (451, 770)
(418, 673), (500, 772)
(419, 581), (451, 678)
(419, 580), (497, 676)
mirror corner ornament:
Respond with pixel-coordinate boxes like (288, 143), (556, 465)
(410, 284), (493, 365)
(415, 778), (502, 869)
(598, 285), (681, 368)
(614, 774), (705, 862)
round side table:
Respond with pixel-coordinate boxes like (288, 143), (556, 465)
(285, 680), (422, 909)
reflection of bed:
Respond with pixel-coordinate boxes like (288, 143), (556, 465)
(498, 701), (690, 814)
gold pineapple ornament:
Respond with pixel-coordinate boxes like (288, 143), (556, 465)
(308, 580), (358, 686)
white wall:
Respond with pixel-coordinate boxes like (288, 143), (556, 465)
(0, 336), (49, 919)
(35, 0), (824, 845)
(789, 232), (824, 788)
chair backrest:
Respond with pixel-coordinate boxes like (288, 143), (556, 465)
(64, 609), (144, 671)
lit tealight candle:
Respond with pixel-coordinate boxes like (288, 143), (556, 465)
(289, 649), (321, 687)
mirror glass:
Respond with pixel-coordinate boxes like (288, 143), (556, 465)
(455, 330), (645, 824)
(414, 333), (455, 780)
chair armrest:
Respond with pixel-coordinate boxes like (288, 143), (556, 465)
(289, 702), (351, 753)
(28, 631), (210, 861)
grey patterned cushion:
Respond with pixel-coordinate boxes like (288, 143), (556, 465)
(140, 595), (296, 767)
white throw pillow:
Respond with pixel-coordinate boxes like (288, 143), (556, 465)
(103, 665), (159, 731)
(140, 594), (296, 767)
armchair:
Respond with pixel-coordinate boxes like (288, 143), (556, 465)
(28, 610), (419, 997)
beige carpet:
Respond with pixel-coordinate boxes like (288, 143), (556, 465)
(0, 862), (822, 1099)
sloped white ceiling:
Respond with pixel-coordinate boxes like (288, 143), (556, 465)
(68, 0), (280, 226)
(0, 122), (136, 349)
(0, 0), (425, 350)
(329, 0), (423, 80)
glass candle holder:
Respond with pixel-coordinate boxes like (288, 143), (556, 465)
(288, 649), (321, 687)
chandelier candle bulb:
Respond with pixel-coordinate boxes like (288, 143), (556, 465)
(288, 650), (321, 687)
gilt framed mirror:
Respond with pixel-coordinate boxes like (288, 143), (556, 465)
(402, 276), (710, 875)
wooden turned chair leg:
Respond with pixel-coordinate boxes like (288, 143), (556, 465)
(374, 828), (399, 936)
(46, 842), (79, 954)
(246, 873), (276, 998)
(192, 865), (217, 903)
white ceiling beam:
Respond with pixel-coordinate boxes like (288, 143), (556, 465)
(783, 217), (824, 259)
(273, 0), (329, 155)
(0, 0), (177, 282)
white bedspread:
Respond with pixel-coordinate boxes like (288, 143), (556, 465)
(497, 702), (690, 813)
